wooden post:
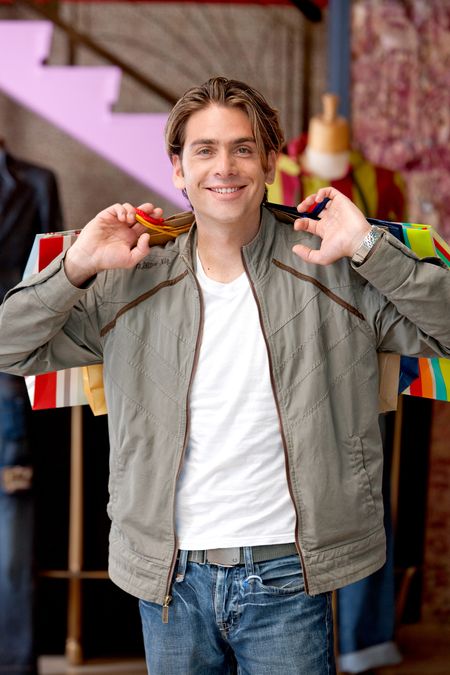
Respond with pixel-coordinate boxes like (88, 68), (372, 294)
(65, 405), (84, 665)
(390, 396), (404, 535)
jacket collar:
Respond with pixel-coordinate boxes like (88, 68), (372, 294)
(241, 206), (280, 281)
(177, 214), (197, 272)
(176, 203), (289, 277)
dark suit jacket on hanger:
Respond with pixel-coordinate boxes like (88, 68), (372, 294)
(0, 150), (63, 302)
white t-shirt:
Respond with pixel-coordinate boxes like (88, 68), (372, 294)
(175, 252), (296, 549)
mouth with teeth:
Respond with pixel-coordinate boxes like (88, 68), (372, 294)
(208, 186), (243, 194)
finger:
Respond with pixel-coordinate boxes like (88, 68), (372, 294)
(130, 233), (151, 265)
(137, 203), (164, 218)
(292, 243), (334, 266)
(296, 194), (318, 213)
(314, 186), (340, 203)
(137, 231), (151, 252)
(293, 217), (321, 236)
(131, 222), (148, 237)
(104, 203), (128, 222)
(121, 202), (138, 224)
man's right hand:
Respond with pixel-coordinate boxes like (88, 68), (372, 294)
(64, 202), (163, 287)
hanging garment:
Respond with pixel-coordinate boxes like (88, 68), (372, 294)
(0, 149), (62, 301)
(0, 148), (62, 675)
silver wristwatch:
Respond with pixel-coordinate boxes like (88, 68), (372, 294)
(351, 226), (384, 265)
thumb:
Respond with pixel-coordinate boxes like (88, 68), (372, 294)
(292, 243), (331, 266)
(130, 232), (151, 264)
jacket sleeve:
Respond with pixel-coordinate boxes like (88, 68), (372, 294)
(353, 231), (450, 357)
(0, 253), (104, 376)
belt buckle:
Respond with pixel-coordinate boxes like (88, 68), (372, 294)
(206, 547), (240, 566)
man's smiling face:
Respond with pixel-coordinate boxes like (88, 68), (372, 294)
(171, 104), (276, 231)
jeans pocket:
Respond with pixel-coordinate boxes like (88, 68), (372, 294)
(253, 555), (304, 595)
(0, 394), (30, 466)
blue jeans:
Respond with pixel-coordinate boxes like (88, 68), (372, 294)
(0, 373), (36, 675)
(139, 548), (336, 674)
(337, 415), (402, 673)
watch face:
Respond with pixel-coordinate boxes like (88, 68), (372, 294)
(353, 227), (382, 264)
(367, 230), (379, 247)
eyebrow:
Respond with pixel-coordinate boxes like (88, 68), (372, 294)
(189, 136), (256, 148)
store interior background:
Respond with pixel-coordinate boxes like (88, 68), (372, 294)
(0, 0), (449, 672)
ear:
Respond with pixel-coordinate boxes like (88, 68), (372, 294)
(172, 155), (185, 190)
(264, 150), (277, 185)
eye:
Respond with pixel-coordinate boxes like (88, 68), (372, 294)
(236, 146), (252, 155)
(197, 147), (213, 156)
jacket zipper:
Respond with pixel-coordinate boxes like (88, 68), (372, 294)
(161, 271), (205, 623)
(241, 252), (310, 594)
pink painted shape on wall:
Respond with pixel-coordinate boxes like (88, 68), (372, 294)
(0, 21), (185, 208)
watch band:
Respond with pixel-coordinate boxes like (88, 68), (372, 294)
(351, 226), (384, 265)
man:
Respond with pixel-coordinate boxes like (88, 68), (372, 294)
(0, 77), (449, 674)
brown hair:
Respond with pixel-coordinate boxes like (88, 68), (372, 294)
(165, 77), (285, 170)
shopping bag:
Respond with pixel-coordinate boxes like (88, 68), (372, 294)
(21, 213), (197, 415)
(378, 353), (401, 413)
(266, 202), (450, 405)
(82, 364), (107, 416)
(368, 218), (450, 402)
(22, 230), (105, 413)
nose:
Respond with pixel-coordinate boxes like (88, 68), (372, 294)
(214, 149), (237, 176)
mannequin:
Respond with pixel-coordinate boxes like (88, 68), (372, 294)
(0, 142), (62, 675)
(301, 93), (350, 180)
(268, 94), (404, 224)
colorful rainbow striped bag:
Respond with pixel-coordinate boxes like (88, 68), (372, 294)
(267, 202), (450, 404)
(368, 218), (450, 402)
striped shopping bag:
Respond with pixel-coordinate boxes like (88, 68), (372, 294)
(22, 230), (102, 411)
(265, 201), (450, 404)
(368, 219), (450, 402)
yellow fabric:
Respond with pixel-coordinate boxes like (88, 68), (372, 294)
(134, 212), (191, 246)
(268, 154), (300, 204)
(406, 224), (440, 258)
(82, 365), (107, 416)
(351, 152), (378, 215)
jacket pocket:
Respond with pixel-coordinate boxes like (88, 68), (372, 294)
(348, 435), (378, 523)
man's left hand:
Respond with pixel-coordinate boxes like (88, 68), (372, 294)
(292, 187), (371, 265)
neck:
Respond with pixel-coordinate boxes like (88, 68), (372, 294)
(195, 210), (261, 283)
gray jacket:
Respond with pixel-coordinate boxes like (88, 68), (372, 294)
(0, 206), (449, 607)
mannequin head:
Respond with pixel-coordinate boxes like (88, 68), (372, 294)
(303, 94), (350, 180)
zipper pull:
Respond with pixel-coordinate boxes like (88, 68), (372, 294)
(162, 595), (172, 624)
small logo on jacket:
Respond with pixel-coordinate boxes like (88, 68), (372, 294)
(136, 258), (171, 269)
